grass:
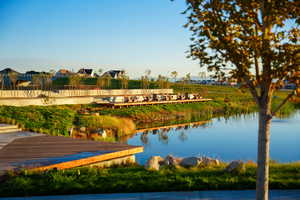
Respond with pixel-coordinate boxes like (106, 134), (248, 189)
(0, 105), (76, 136)
(0, 162), (299, 197)
(98, 99), (257, 128)
(78, 115), (136, 136)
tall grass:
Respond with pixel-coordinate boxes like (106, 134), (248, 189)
(99, 100), (256, 129)
(78, 115), (136, 136)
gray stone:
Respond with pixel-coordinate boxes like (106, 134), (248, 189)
(144, 156), (164, 171)
(225, 160), (245, 173)
(80, 127), (86, 132)
(180, 157), (201, 167)
(164, 155), (182, 166)
(201, 157), (220, 166)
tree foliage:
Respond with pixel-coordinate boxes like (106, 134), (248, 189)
(156, 75), (170, 88)
(69, 75), (81, 89)
(183, 0), (299, 199)
(118, 74), (129, 89)
(184, 0), (299, 99)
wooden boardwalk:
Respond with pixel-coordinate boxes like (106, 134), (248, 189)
(98, 98), (212, 108)
(0, 135), (143, 172)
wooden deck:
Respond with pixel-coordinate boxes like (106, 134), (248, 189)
(98, 98), (212, 108)
(0, 135), (143, 172)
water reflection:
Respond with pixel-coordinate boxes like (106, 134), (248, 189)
(135, 121), (211, 145)
(128, 111), (300, 164)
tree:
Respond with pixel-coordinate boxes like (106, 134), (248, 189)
(98, 68), (103, 76)
(157, 75), (170, 89)
(145, 69), (151, 77)
(32, 74), (42, 89)
(0, 75), (4, 89)
(141, 70), (152, 89)
(198, 71), (206, 80)
(183, 73), (191, 84)
(170, 71), (178, 81)
(119, 74), (129, 89)
(183, 1), (299, 199)
(105, 75), (112, 89)
(141, 75), (150, 89)
(8, 72), (18, 90)
(96, 76), (105, 89)
(43, 74), (53, 90)
(69, 75), (81, 89)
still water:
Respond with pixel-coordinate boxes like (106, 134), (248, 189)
(128, 111), (300, 164)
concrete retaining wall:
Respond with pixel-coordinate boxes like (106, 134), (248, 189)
(0, 97), (95, 106)
(0, 89), (173, 98)
(0, 89), (174, 106)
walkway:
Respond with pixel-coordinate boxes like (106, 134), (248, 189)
(0, 124), (43, 150)
(0, 124), (143, 172)
(1, 190), (300, 200)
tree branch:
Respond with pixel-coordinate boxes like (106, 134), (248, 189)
(271, 89), (296, 116)
(244, 75), (261, 105)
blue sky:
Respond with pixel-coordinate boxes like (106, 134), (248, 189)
(0, 0), (203, 78)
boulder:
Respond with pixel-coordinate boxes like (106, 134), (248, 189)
(225, 160), (245, 174)
(180, 157), (201, 167)
(164, 155), (182, 167)
(80, 127), (86, 132)
(201, 157), (220, 166)
(144, 156), (164, 171)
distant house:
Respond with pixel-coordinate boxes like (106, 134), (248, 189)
(21, 71), (41, 81)
(0, 68), (20, 76)
(0, 68), (21, 87)
(25, 71), (41, 75)
(54, 69), (74, 78)
(77, 68), (96, 77)
(102, 70), (125, 79)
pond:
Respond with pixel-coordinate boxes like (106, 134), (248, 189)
(127, 111), (300, 164)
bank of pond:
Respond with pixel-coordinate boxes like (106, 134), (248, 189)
(0, 98), (258, 136)
(0, 96), (297, 138)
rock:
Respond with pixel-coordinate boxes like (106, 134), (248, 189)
(180, 157), (201, 167)
(80, 127), (86, 132)
(164, 155), (182, 167)
(144, 156), (164, 171)
(97, 128), (107, 138)
(201, 157), (220, 166)
(225, 160), (246, 174)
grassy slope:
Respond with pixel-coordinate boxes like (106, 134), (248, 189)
(0, 106), (75, 136)
(1, 163), (299, 197)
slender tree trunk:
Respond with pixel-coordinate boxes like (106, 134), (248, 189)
(256, 105), (272, 200)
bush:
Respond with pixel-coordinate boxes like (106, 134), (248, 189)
(78, 115), (135, 136)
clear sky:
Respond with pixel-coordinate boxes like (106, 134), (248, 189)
(0, 0), (206, 78)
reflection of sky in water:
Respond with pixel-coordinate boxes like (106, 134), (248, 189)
(128, 112), (300, 164)
(13, 151), (113, 168)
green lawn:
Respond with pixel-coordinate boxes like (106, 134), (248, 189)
(1, 163), (299, 197)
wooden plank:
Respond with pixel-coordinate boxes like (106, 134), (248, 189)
(0, 135), (143, 171)
(99, 98), (212, 107)
(32, 147), (143, 171)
